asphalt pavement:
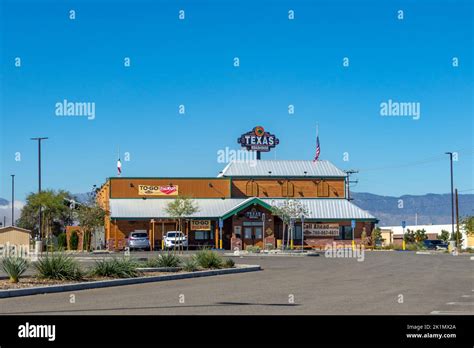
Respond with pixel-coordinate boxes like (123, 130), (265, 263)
(0, 251), (472, 315)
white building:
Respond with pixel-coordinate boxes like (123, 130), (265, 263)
(380, 224), (470, 249)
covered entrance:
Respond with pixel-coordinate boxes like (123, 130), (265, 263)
(221, 197), (275, 250)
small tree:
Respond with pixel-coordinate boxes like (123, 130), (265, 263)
(271, 200), (309, 249)
(165, 196), (199, 254)
(360, 227), (368, 246)
(370, 227), (382, 246)
(75, 202), (106, 252)
(438, 230), (450, 242)
(461, 216), (474, 236)
(404, 229), (415, 243)
(414, 229), (428, 242)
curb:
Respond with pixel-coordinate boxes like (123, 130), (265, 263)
(225, 253), (320, 257)
(0, 265), (261, 299)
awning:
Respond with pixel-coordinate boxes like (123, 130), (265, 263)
(109, 198), (377, 222)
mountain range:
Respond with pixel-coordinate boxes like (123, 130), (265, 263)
(0, 193), (472, 227)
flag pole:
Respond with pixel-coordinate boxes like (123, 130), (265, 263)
(117, 146), (121, 177)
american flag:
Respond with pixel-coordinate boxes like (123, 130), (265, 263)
(313, 135), (320, 161)
(117, 158), (122, 176)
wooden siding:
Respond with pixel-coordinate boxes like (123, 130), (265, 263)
(109, 178), (231, 199)
(231, 179), (346, 198)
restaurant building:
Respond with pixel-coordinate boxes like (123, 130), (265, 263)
(96, 159), (378, 250)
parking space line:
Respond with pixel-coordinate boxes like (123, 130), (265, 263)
(446, 302), (474, 305)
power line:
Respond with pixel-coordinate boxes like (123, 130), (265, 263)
(359, 148), (474, 172)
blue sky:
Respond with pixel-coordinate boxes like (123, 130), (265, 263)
(1, 0), (473, 200)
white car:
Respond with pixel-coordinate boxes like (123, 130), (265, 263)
(163, 231), (188, 249)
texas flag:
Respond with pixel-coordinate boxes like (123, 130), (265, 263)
(117, 158), (122, 176)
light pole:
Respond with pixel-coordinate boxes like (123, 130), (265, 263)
(262, 213), (265, 250)
(445, 152), (455, 243)
(11, 175), (15, 226)
(31, 137), (48, 239)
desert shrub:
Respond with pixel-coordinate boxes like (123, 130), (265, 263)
(245, 245), (261, 253)
(90, 258), (142, 278)
(156, 253), (182, 267)
(194, 250), (223, 269)
(2, 256), (29, 283)
(182, 257), (199, 272)
(34, 253), (83, 280)
(223, 258), (235, 268)
(145, 257), (160, 268)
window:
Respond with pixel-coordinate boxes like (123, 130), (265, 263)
(294, 225), (302, 239)
(195, 231), (211, 240)
(317, 181), (329, 197)
(282, 181), (295, 197)
(337, 226), (353, 240)
(246, 181), (259, 196)
(131, 232), (148, 238)
(254, 227), (262, 239)
(244, 227), (252, 239)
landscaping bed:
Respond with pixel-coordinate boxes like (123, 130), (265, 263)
(0, 271), (172, 290)
(0, 249), (259, 297)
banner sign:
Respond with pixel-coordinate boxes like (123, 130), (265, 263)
(303, 223), (339, 237)
(191, 220), (211, 231)
(138, 185), (178, 196)
(237, 126), (279, 152)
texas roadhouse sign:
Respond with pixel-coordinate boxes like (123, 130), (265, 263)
(237, 126), (279, 158)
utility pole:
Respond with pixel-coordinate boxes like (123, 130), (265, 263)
(445, 152), (455, 241)
(344, 170), (359, 201)
(455, 188), (460, 249)
(11, 175), (15, 226)
(31, 137), (48, 239)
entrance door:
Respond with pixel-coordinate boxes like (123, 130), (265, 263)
(243, 226), (263, 249)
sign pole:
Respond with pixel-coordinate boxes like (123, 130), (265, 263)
(351, 219), (356, 251)
(262, 213), (265, 250)
(218, 218), (223, 250)
(402, 220), (406, 250)
(301, 215), (305, 252)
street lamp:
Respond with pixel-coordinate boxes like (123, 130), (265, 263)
(445, 152), (455, 245)
(31, 137), (48, 239)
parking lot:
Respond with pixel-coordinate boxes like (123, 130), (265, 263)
(0, 251), (472, 315)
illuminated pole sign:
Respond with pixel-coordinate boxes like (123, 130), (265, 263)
(237, 126), (279, 159)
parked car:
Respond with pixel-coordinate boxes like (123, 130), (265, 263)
(423, 239), (448, 250)
(126, 232), (151, 251)
(163, 231), (188, 249)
